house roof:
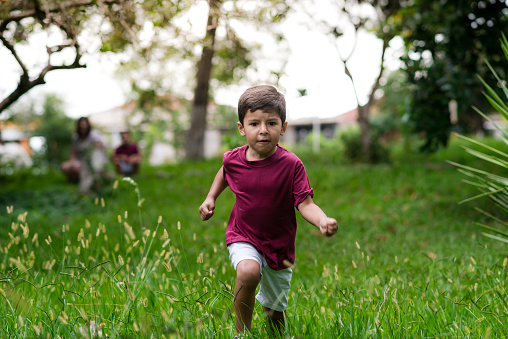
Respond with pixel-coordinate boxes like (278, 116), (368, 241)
(88, 101), (138, 132)
(287, 108), (359, 126)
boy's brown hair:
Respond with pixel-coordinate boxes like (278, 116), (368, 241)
(237, 85), (286, 125)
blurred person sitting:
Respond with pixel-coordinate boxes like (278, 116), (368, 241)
(112, 131), (141, 176)
(61, 117), (108, 195)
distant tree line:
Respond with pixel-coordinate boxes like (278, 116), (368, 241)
(1, 0), (507, 160)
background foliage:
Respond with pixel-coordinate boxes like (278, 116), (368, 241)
(395, 0), (508, 151)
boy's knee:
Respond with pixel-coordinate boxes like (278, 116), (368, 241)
(236, 259), (261, 286)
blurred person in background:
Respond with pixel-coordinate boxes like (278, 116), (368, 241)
(61, 117), (107, 195)
(112, 131), (141, 177)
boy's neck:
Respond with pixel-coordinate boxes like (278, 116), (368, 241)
(245, 145), (278, 161)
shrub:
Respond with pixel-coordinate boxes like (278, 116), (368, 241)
(339, 126), (390, 164)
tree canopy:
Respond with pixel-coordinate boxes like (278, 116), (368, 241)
(0, 0), (154, 113)
(1, 0), (292, 160)
(395, 0), (508, 151)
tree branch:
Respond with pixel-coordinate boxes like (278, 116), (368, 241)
(96, 0), (139, 44)
(366, 37), (388, 109)
(0, 59), (86, 113)
(0, 0), (123, 31)
(0, 33), (29, 79)
(0, 25), (85, 113)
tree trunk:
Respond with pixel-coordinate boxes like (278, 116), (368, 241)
(358, 37), (388, 161)
(185, 1), (220, 160)
(357, 104), (371, 159)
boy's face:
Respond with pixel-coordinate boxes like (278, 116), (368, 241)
(237, 109), (287, 161)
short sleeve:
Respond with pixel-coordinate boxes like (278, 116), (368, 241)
(293, 160), (314, 209)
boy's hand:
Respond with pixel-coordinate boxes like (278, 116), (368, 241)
(199, 198), (215, 221)
(319, 217), (338, 237)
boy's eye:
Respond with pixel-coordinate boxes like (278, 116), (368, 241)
(268, 122), (277, 126)
(250, 122), (258, 126)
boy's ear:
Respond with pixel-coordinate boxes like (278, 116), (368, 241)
(237, 121), (246, 136)
(280, 121), (288, 136)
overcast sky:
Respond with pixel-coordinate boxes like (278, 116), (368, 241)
(0, 1), (404, 122)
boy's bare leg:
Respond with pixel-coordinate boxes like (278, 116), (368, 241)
(263, 306), (285, 337)
(234, 259), (261, 333)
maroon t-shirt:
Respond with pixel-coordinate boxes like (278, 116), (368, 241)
(115, 143), (139, 156)
(223, 145), (314, 270)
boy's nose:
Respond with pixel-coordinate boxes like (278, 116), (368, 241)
(259, 124), (268, 133)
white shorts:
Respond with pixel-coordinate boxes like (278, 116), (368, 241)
(227, 241), (293, 312)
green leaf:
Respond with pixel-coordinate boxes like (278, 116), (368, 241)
(483, 92), (508, 122)
(455, 134), (508, 160)
(481, 232), (508, 244)
(463, 148), (508, 169)
(472, 107), (508, 141)
(475, 208), (508, 229)
(476, 223), (508, 238)
(478, 75), (508, 113)
(458, 188), (506, 204)
(484, 59), (508, 100)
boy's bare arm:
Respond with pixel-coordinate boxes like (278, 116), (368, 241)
(199, 166), (228, 221)
(298, 195), (338, 237)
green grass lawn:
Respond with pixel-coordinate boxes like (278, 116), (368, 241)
(1, 138), (507, 338)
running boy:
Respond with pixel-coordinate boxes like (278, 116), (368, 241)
(199, 85), (338, 336)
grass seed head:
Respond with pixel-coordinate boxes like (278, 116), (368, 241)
(163, 262), (172, 272)
(20, 224), (29, 238)
(283, 259), (294, 269)
(124, 222), (136, 239)
(17, 212), (27, 222)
